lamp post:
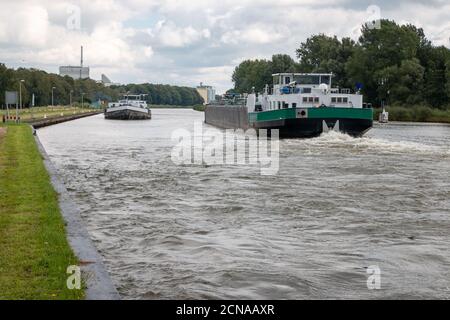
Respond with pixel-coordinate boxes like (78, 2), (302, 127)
(18, 79), (24, 122)
(31, 93), (35, 119)
(19, 79), (24, 110)
(51, 86), (56, 108)
(70, 90), (73, 107)
(81, 92), (85, 109)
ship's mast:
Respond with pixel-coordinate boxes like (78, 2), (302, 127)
(80, 46), (83, 79)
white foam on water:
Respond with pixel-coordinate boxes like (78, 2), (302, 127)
(284, 131), (450, 156)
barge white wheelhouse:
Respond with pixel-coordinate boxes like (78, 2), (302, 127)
(105, 94), (151, 120)
(253, 73), (362, 110)
(244, 73), (373, 137)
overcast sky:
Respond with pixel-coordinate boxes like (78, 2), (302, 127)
(0, 0), (449, 93)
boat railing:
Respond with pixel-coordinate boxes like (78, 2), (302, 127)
(214, 97), (247, 106)
(272, 85), (356, 95)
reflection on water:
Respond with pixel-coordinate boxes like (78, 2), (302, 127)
(38, 109), (450, 299)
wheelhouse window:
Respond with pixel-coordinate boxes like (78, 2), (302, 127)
(337, 97), (342, 103)
(294, 75), (320, 85)
(314, 97), (319, 103)
(331, 97), (337, 103)
(292, 103), (297, 108)
(285, 77), (291, 84)
(302, 88), (312, 94)
(283, 102), (288, 109)
(273, 76), (280, 85)
(343, 97), (348, 103)
(278, 101), (281, 109)
(320, 75), (331, 85)
(303, 97), (308, 103)
(308, 97), (314, 103)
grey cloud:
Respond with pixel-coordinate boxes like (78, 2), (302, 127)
(0, 0), (448, 93)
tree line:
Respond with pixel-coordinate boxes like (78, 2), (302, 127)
(0, 65), (204, 107)
(231, 20), (450, 109)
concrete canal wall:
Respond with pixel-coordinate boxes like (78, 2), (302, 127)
(205, 105), (249, 130)
(27, 111), (103, 129)
(31, 111), (119, 299)
(35, 133), (120, 300)
(27, 111), (120, 300)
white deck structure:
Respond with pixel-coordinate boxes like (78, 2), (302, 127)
(247, 73), (364, 112)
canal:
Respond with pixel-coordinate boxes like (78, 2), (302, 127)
(37, 109), (450, 299)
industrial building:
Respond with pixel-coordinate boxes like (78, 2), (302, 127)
(59, 66), (90, 79)
(59, 46), (90, 79)
(101, 74), (112, 86)
(196, 83), (216, 105)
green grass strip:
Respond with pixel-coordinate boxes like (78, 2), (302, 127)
(0, 124), (84, 300)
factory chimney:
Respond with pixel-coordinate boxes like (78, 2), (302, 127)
(79, 46), (84, 79)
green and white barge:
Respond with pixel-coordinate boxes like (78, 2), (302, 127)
(205, 73), (373, 138)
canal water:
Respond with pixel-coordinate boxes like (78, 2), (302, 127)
(37, 109), (450, 299)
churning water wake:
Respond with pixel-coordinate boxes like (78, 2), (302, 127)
(287, 130), (450, 156)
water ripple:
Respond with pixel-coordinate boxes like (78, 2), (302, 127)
(37, 110), (450, 299)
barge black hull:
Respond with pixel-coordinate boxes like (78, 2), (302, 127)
(104, 109), (151, 120)
(251, 118), (373, 138)
(205, 105), (372, 138)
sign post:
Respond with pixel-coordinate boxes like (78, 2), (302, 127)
(5, 104), (9, 121)
(5, 91), (19, 123)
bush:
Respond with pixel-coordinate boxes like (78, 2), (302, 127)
(374, 105), (450, 123)
(413, 106), (432, 122)
(193, 105), (206, 112)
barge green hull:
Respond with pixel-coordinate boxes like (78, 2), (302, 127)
(205, 105), (373, 138)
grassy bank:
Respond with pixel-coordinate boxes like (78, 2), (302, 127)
(373, 106), (450, 123)
(0, 124), (84, 300)
(193, 105), (206, 112)
(1, 106), (98, 122)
